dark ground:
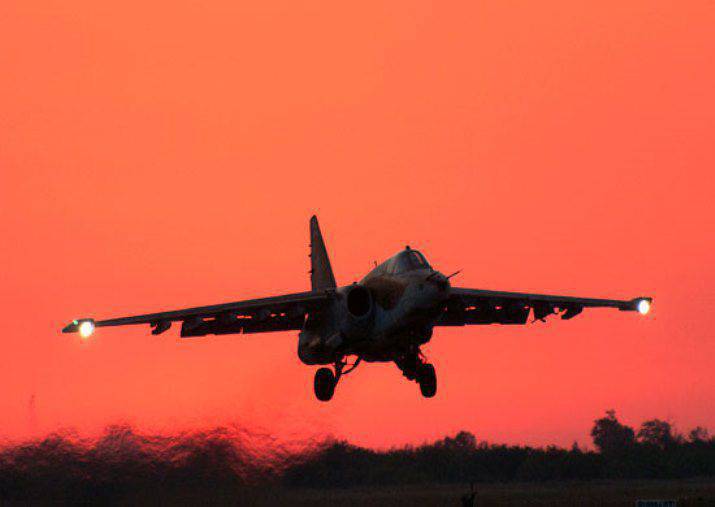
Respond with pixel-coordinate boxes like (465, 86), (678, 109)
(264, 480), (714, 506)
(6, 478), (710, 506)
(267, 479), (715, 507)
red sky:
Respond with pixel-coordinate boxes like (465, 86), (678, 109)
(1, 1), (713, 449)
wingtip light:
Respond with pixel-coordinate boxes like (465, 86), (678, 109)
(78, 320), (95, 338)
(637, 299), (651, 315)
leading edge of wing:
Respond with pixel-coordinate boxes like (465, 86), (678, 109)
(62, 290), (331, 333)
(450, 287), (652, 312)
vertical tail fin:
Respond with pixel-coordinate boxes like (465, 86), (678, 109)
(309, 215), (336, 290)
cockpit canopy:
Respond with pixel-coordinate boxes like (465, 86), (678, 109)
(372, 248), (431, 276)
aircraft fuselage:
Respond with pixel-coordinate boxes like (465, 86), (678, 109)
(297, 250), (450, 365)
(354, 267), (450, 361)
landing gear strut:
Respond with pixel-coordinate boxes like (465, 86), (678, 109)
(395, 347), (437, 398)
(313, 357), (362, 402)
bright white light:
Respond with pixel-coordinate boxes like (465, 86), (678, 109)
(78, 321), (95, 338)
(637, 300), (651, 315)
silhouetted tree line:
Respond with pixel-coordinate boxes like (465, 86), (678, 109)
(0, 411), (713, 501)
(285, 411), (715, 487)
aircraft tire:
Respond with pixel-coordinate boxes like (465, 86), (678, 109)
(418, 363), (437, 398)
(314, 367), (336, 401)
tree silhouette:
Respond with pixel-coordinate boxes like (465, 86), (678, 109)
(590, 410), (635, 456)
(637, 419), (675, 449)
(688, 426), (710, 443)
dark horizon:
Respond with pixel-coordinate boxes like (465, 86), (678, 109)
(2, 410), (713, 503)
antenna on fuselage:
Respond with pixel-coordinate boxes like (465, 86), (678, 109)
(427, 269), (462, 282)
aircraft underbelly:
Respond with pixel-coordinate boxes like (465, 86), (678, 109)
(350, 303), (436, 361)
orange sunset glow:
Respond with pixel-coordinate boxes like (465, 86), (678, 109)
(1, 1), (713, 449)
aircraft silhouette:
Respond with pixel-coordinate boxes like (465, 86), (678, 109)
(63, 216), (652, 401)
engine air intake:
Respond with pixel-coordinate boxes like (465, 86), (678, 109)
(346, 285), (372, 317)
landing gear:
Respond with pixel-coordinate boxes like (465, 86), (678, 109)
(395, 347), (437, 398)
(314, 367), (336, 401)
(417, 363), (437, 398)
(313, 357), (362, 402)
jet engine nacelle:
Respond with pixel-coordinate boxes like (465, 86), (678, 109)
(337, 283), (375, 341)
(297, 283), (375, 365)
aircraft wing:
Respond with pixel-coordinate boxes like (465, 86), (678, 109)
(62, 290), (331, 338)
(438, 287), (652, 326)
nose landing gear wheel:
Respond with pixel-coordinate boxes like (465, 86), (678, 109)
(314, 367), (336, 401)
(418, 363), (437, 398)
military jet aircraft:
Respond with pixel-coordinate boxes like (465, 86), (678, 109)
(63, 216), (652, 401)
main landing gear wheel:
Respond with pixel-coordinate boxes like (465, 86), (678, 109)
(418, 363), (437, 398)
(314, 367), (336, 402)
